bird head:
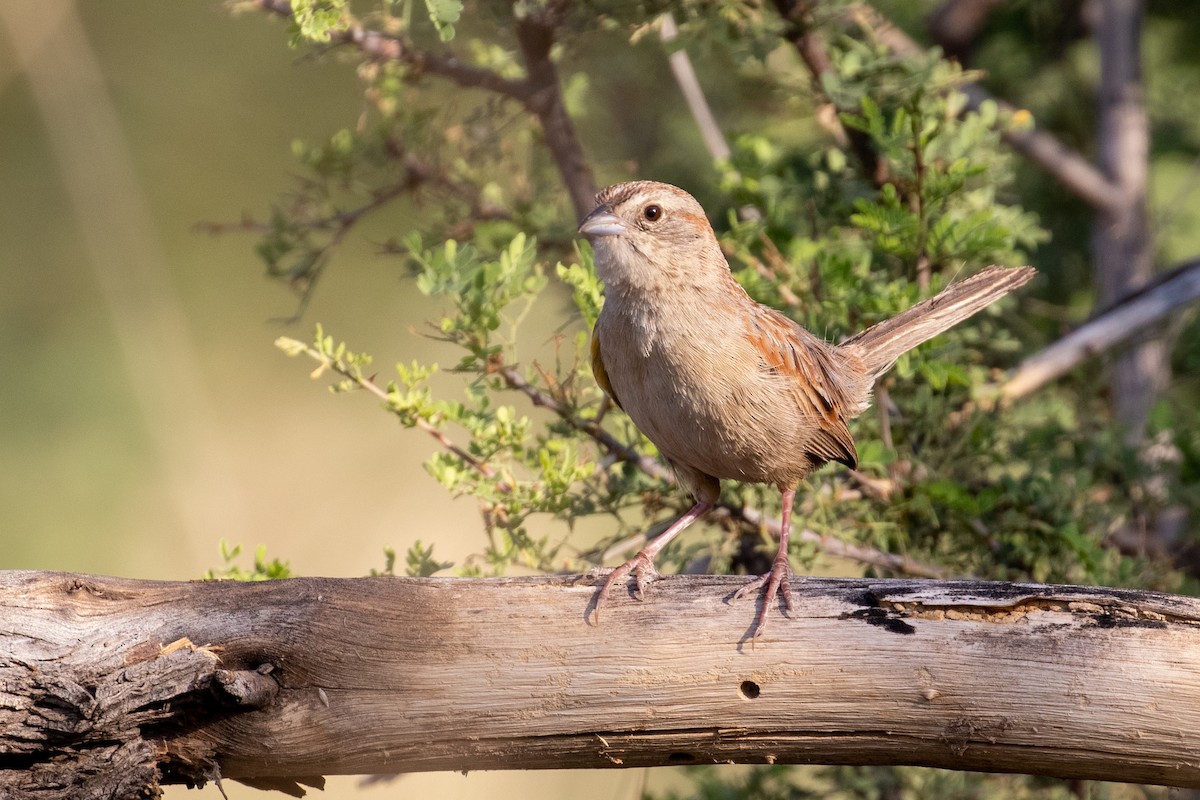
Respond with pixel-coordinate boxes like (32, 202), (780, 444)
(578, 181), (727, 292)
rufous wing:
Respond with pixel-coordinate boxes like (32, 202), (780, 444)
(747, 308), (858, 470)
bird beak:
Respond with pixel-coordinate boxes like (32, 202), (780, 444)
(578, 207), (626, 239)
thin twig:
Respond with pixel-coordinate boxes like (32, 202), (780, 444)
(287, 339), (508, 489)
(496, 365), (671, 483)
(496, 365), (948, 579)
(199, 155), (511, 238)
(252, 0), (531, 101)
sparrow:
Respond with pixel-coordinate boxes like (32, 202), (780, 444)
(579, 180), (1034, 638)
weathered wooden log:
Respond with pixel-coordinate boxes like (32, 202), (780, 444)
(2, 570), (1199, 798)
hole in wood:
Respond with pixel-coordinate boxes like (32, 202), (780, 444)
(739, 680), (761, 700)
(668, 752), (696, 763)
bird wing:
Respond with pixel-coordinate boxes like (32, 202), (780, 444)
(746, 308), (858, 470)
(591, 329), (622, 409)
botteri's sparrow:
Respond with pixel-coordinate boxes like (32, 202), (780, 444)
(579, 180), (1034, 638)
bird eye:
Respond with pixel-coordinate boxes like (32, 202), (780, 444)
(643, 204), (662, 222)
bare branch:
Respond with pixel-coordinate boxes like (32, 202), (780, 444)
(495, 364), (948, 579)
(281, 337), (510, 489)
(964, 84), (1126, 218)
(1001, 257), (1200, 402)
(513, 3), (598, 222)
(659, 13), (731, 163)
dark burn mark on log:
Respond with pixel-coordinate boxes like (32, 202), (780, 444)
(1093, 613), (1167, 630)
(847, 589), (881, 608)
(842, 607), (917, 635)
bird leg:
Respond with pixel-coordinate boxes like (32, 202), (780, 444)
(733, 484), (797, 638)
(592, 499), (712, 623)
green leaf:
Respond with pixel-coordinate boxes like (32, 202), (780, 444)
(423, 0), (462, 42)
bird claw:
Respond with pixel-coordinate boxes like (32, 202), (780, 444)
(733, 556), (794, 638)
(592, 552), (661, 624)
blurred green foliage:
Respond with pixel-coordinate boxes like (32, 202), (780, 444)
(654, 763), (1173, 800)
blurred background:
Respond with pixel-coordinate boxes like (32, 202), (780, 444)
(0, 0), (486, 583)
(3, 1), (1199, 799)
(0, 1), (584, 798)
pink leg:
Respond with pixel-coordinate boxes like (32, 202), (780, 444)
(592, 500), (712, 624)
(733, 485), (796, 638)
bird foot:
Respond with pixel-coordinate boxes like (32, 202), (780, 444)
(732, 556), (794, 638)
(591, 551), (661, 624)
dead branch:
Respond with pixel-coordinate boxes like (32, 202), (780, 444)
(659, 13), (731, 163)
(7, 570), (1200, 798)
(1001, 257), (1200, 401)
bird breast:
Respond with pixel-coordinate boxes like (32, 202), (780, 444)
(595, 289), (833, 486)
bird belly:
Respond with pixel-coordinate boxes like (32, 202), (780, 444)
(599, 311), (819, 487)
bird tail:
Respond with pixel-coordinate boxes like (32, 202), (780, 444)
(839, 265), (1036, 379)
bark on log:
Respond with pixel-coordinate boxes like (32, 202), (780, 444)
(4, 570), (1200, 798)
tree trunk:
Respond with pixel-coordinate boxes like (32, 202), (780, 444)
(1091, 0), (1166, 441)
(5, 571), (1200, 798)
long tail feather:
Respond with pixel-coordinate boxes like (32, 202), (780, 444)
(840, 265), (1036, 379)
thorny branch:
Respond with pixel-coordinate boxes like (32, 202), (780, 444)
(252, 0), (530, 101)
(250, 0), (597, 223)
(201, 149), (513, 318)
(281, 336), (948, 578)
(281, 337), (510, 490)
(492, 362), (948, 578)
